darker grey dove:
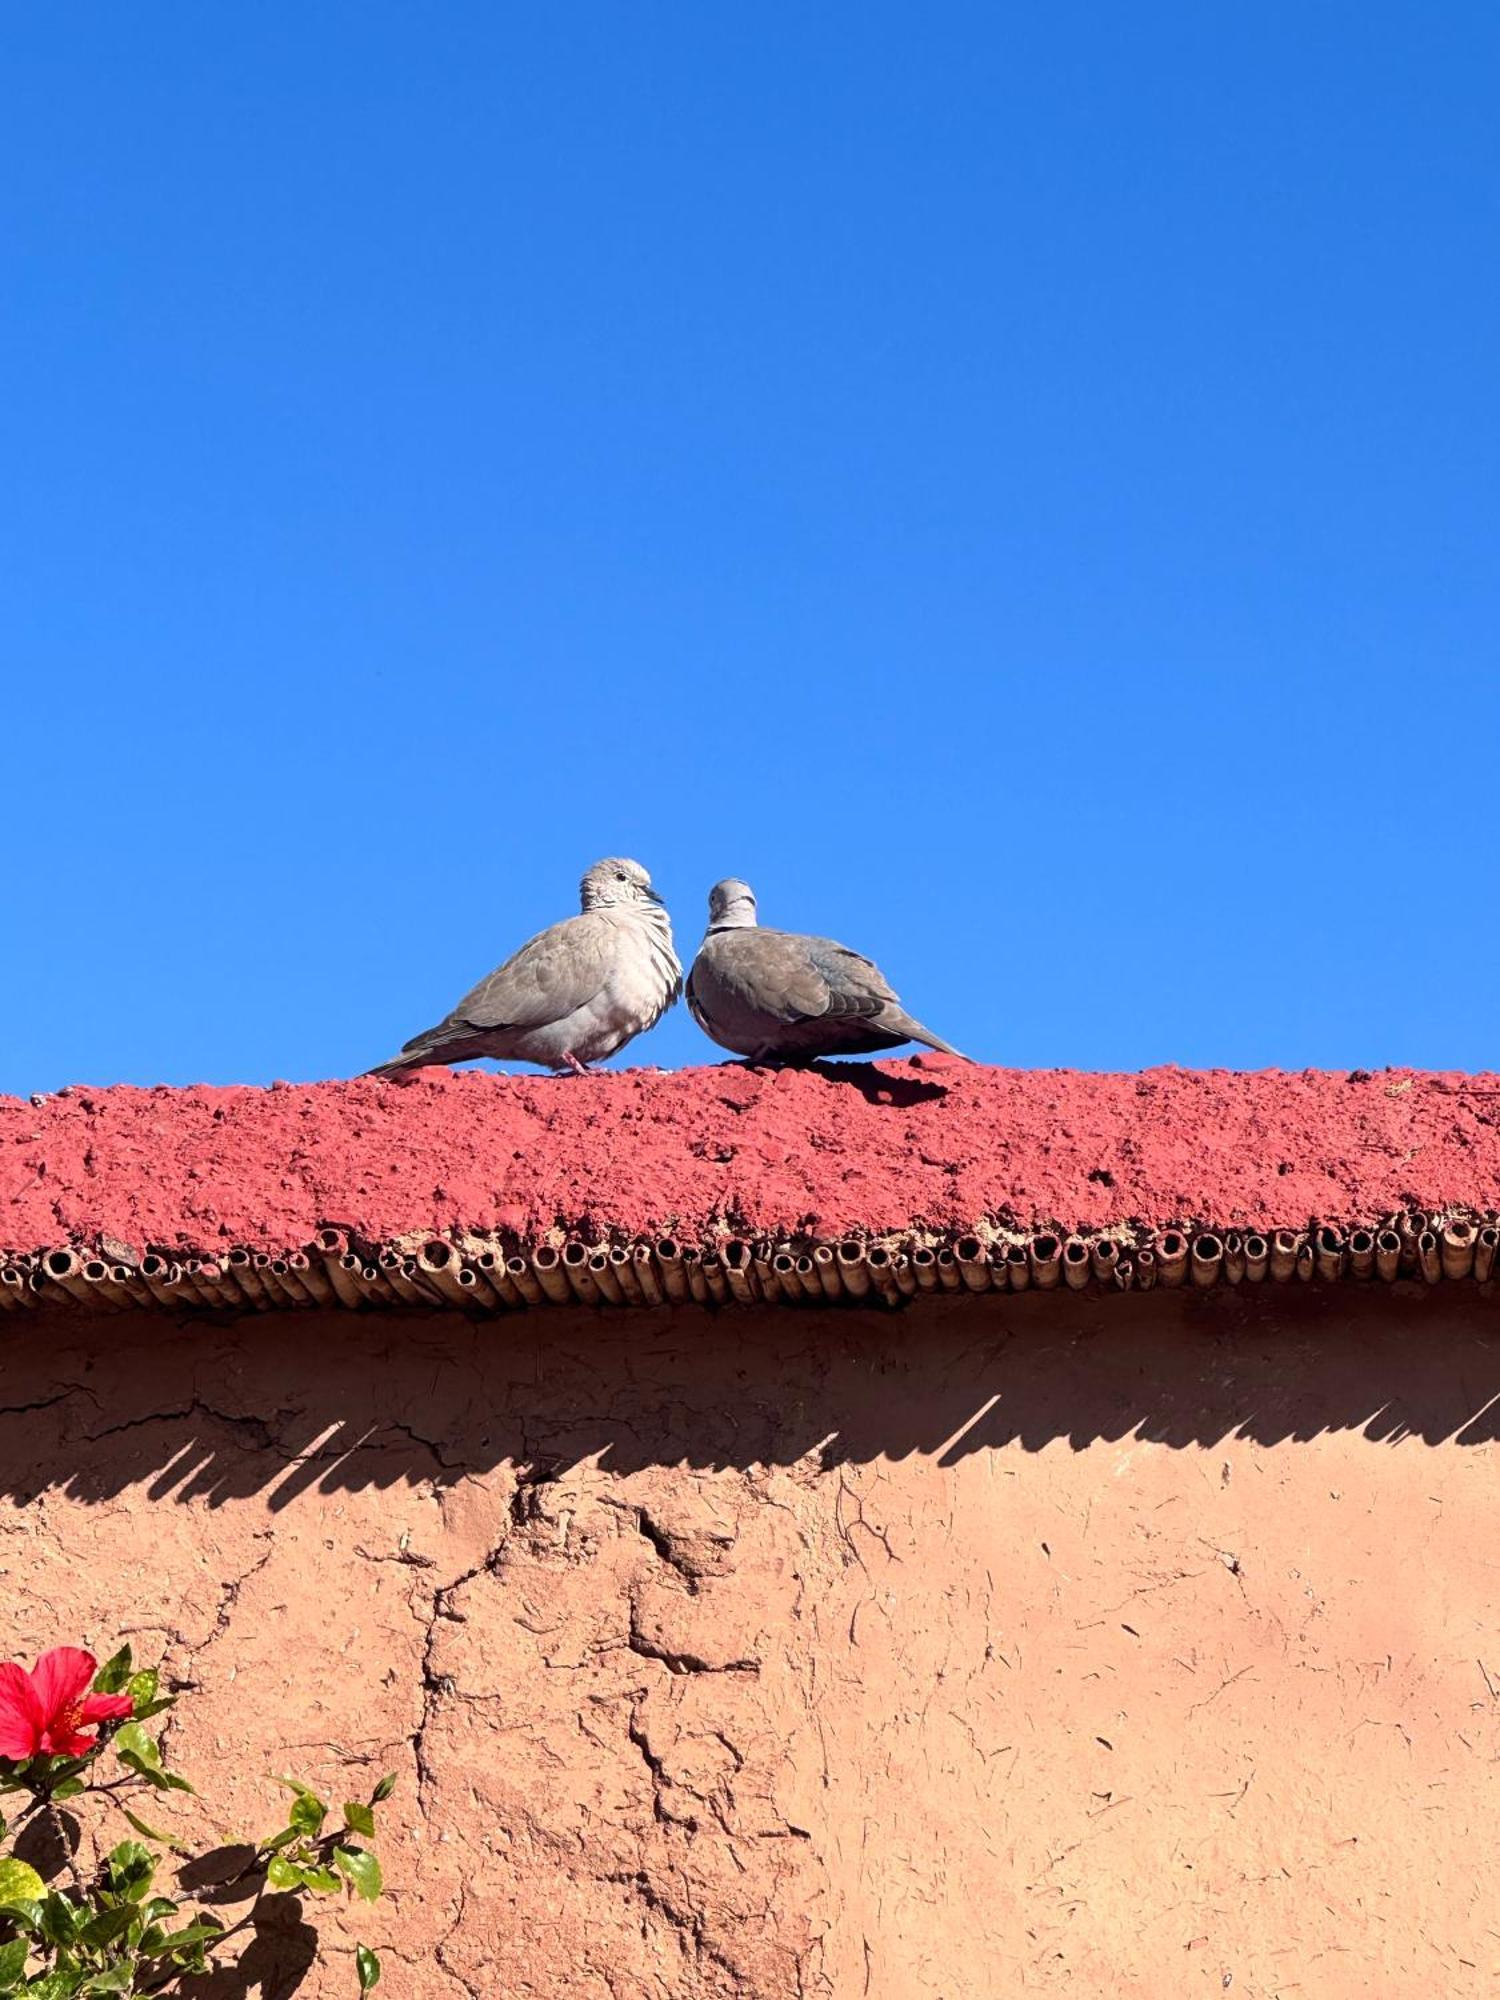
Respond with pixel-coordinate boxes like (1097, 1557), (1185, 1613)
(686, 878), (970, 1064)
(367, 858), (681, 1076)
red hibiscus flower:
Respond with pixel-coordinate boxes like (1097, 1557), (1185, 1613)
(0, 1647), (134, 1760)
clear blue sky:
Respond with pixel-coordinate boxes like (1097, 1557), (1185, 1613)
(4, 5), (1497, 1093)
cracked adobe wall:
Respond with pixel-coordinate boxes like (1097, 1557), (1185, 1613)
(5, 1285), (1500, 1998)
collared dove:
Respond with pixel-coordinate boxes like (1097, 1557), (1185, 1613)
(686, 878), (970, 1064)
(367, 858), (681, 1076)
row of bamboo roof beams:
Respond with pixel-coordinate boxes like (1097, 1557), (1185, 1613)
(1, 1213), (1497, 1315)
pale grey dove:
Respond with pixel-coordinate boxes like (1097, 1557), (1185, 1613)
(686, 878), (970, 1064)
(367, 858), (681, 1076)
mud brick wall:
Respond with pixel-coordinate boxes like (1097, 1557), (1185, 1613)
(4, 1284), (1498, 1998)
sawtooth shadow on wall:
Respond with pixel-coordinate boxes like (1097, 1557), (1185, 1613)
(1, 1286), (1498, 1511)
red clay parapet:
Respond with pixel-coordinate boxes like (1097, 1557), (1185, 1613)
(4, 1061), (1500, 1255)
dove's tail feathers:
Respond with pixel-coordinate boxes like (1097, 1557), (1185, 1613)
(364, 1053), (435, 1079)
(363, 1029), (447, 1077)
(365, 1022), (510, 1077)
(885, 1012), (974, 1061)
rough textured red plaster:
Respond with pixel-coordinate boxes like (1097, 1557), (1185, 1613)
(3, 1062), (1499, 1256)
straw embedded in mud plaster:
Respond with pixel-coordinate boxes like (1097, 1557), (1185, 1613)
(1313, 1227), (1346, 1283)
(1440, 1219), (1476, 1281)
(864, 1247), (900, 1306)
(955, 1236), (992, 1293)
(1190, 1233), (1224, 1287)
(1029, 1232), (1063, 1289)
(722, 1240), (757, 1305)
(689, 1247), (723, 1306)
(1062, 1237), (1091, 1290)
(6, 1209), (1500, 1318)
(588, 1248), (625, 1306)
(561, 1241), (601, 1307)
(1476, 1225), (1499, 1283)
(529, 1246), (570, 1305)
(838, 1239), (872, 1298)
(1155, 1230), (1189, 1287)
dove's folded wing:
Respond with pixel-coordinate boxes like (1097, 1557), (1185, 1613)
(403, 913), (616, 1049)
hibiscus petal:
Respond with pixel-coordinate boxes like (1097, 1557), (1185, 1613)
(0, 1662), (42, 1759)
(79, 1693), (134, 1725)
(30, 1647), (97, 1724)
(44, 1726), (99, 1757)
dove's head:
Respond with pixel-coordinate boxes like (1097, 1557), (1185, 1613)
(706, 878), (758, 930)
(580, 857), (664, 912)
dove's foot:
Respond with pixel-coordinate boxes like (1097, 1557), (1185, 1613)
(561, 1053), (594, 1077)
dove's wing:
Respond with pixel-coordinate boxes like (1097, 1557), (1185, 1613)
(402, 912), (616, 1049)
(793, 937), (968, 1054)
(688, 925), (970, 1061)
(696, 928), (897, 1025)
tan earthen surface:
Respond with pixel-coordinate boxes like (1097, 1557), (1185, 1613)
(3, 1288), (1498, 1996)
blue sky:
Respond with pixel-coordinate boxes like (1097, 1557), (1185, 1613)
(3, 5), (1497, 1092)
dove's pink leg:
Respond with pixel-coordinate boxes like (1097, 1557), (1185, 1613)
(562, 1053), (593, 1077)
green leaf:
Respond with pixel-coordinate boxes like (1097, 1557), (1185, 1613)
(111, 1723), (156, 1768)
(125, 1669), (157, 1709)
(270, 1775), (324, 1803)
(0, 1939), (27, 1987)
(356, 1943), (381, 1992)
(341, 1802), (376, 1839)
(112, 1723), (159, 1784)
(92, 1647), (132, 1696)
(77, 1904), (136, 1950)
(334, 1847), (382, 1904)
(0, 1864), (44, 1910)
(48, 1781), (85, 1803)
(171, 1917), (224, 1948)
(267, 1853), (340, 1895)
(38, 1756), (91, 1790)
(101, 1677), (173, 1725)
(125, 1697), (176, 1723)
(288, 1794), (326, 1838)
(21, 1970), (76, 2000)
(81, 1968), (135, 1995)
(36, 1895), (77, 1946)
(137, 1916), (225, 1958)
(116, 1741), (193, 1795)
(370, 1773), (397, 1804)
(105, 1839), (155, 1901)
(0, 1901), (41, 1936)
(120, 1809), (184, 1854)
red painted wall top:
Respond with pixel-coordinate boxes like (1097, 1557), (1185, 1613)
(3, 1062), (1498, 1256)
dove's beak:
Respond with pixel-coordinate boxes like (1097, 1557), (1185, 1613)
(643, 885), (664, 905)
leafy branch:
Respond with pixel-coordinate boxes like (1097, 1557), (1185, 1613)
(0, 1644), (389, 1997)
